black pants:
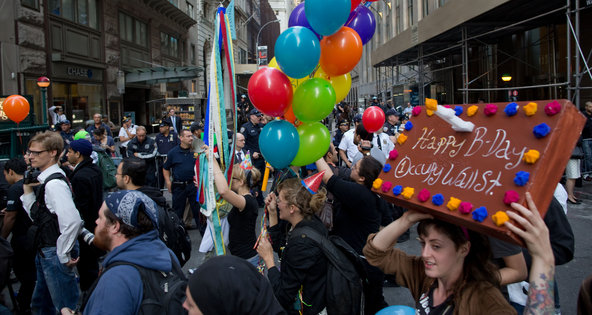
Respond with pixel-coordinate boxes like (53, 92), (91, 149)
(363, 259), (387, 314)
(77, 240), (104, 292)
(119, 146), (128, 158)
(144, 159), (156, 187)
(11, 235), (36, 313)
(172, 183), (204, 235)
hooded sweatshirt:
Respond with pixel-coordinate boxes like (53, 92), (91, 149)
(84, 230), (174, 315)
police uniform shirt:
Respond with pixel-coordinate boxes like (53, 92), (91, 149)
(240, 121), (261, 154)
(163, 145), (196, 182)
(127, 136), (157, 159)
(156, 131), (179, 155)
(373, 133), (394, 159)
(383, 122), (398, 136)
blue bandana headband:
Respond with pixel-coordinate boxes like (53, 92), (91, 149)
(105, 190), (159, 229)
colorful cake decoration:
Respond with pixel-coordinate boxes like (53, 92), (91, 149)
(404, 121), (413, 131)
(472, 207), (488, 222)
(447, 197), (461, 211)
(492, 211), (509, 227)
(397, 134), (408, 145)
(388, 149), (399, 160)
(417, 189), (431, 202)
(383, 164), (392, 173)
(454, 106), (463, 116)
(513, 171), (530, 186)
(504, 102), (519, 116)
(523, 149), (540, 164)
(544, 100), (561, 116)
(533, 123), (551, 139)
(426, 109), (435, 117)
(392, 185), (403, 196)
(484, 104), (498, 116)
(459, 202), (473, 214)
(523, 102), (538, 116)
(412, 106), (422, 116)
(432, 194), (444, 206)
(372, 178), (383, 190)
(467, 105), (479, 117)
(381, 181), (392, 193)
(425, 98), (438, 111)
(401, 187), (415, 200)
(503, 190), (520, 206)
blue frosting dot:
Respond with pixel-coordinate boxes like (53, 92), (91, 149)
(533, 123), (551, 138)
(454, 106), (463, 116)
(405, 121), (413, 131)
(392, 185), (403, 196)
(432, 193), (444, 206)
(514, 171), (530, 186)
(504, 102), (518, 116)
(472, 207), (488, 222)
(383, 164), (392, 172)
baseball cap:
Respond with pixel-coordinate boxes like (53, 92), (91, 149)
(338, 120), (349, 126)
(385, 109), (399, 117)
(249, 109), (263, 116)
(122, 117), (131, 123)
(62, 119), (71, 125)
(105, 190), (159, 229)
(353, 114), (363, 123)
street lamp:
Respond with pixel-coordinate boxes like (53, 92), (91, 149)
(501, 74), (512, 82)
(256, 19), (280, 68)
(37, 76), (50, 125)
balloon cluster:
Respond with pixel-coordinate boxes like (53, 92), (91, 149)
(248, 0), (377, 169)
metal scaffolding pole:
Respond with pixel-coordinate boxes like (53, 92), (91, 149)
(575, 0), (580, 108)
(419, 45), (424, 105)
(462, 27), (469, 104)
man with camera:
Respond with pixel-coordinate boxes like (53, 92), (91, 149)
(66, 139), (104, 293)
(20, 131), (83, 314)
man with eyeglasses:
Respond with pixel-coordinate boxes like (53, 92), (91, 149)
(235, 132), (247, 163)
(20, 131), (83, 314)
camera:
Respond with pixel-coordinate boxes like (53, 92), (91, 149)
(80, 228), (95, 245)
(23, 167), (41, 185)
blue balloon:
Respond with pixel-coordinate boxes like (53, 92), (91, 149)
(375, 305), (415, 315)
(305, 0), (351, 36)
(288, 2), (322, 40)
(259, 120), (300, 169)
(275, 27), (321, 79)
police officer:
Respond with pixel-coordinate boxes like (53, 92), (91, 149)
(240, 108), (265, 205)
(383, 109), (401, 137)
(237, 94), (252, 125)
(163, 129), (203, 234)
(155, 121), (179, 188)
(127, 126), (158, 187)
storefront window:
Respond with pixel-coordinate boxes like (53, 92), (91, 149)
(51, 82), (104, 129)
(50, 0), (99, 30)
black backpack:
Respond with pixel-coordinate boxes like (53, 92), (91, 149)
(157, 208), (192, 267)
(291, 226), (365, 315)
(86, 254), (187, 315)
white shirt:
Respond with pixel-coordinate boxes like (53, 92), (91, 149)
(21, 164), (83, 263)
(373, 132), (395, 159)
(338, 129), (358, 162)
(118, 125), (137, 148)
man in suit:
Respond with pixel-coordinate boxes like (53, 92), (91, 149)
(165, 108), (183, 135)
(235, 132), (247, 163)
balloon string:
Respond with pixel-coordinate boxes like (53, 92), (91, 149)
(17, 122), (25, 156)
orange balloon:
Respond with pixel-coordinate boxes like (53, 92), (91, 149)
(319, 26), (363, 76)
(3, 95), (30, 123)
(283, 105), (302, 127)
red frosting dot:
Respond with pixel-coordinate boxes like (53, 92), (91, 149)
(389, 149), (399, 160)
(484, 104), (498, 116)
(459, 202), (473, 214)
(444, 105), (452, 109)
(418, 189), (431, 202)
(381, 181), (392, 193)
(503, 190), (520, 205)
(412, 106), (422, 116)
(544, 100), (561, 116)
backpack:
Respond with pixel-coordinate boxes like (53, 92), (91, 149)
(291, 226), (365, 315)
(157, 208), (192, 267)
(95, 149), (117, 189)
(85, 254), (188, 315)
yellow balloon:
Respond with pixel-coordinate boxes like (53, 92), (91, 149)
(314, 67), (351, 103)
(269, 57), (307, 92)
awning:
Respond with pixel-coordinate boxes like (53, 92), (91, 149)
(125, 66), (204, 84)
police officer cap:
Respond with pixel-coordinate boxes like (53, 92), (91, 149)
(241, 94), (246, 98)
(249, 109), (263, 116)
(338, 120), (349, 126)
(190, 122), (204, 133)
(159, 120), (170, 127)
(62, 119), (71, 125)
(353, 114), (363, 123)
(385, 109), (399, 117)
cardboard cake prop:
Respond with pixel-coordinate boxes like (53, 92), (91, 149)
(374, 99), (585, 245)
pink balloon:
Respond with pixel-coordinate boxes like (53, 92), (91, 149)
(362, 106), (385, 133)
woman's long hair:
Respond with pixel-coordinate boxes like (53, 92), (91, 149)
(277, 177), (327, 220)
(417, 219), (500, 297)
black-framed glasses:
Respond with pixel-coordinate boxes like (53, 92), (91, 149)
(27, 150), (47, 156)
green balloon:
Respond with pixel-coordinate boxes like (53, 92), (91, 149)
(291, 122), (330, 166)
(292, 78), (336, 123)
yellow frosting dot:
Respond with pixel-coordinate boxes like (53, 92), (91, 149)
(397, 133), (408, 145)
(446, 197), (461, 211)
(467, 105), (479, 117)
(372, 178), (383, 190)
(523, 149), (540, 164)
(492, 211), (510, 226)
(523, 102), (538, 116)
(426, 109), (434, 117)
(401, 187), (415, 199)
(425, 98), (438, 111)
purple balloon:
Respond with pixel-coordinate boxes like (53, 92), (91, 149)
(288, 3), (322, 40)
(345, 5), (376, 45)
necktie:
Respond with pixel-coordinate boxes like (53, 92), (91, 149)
(236, 151), (243, 163)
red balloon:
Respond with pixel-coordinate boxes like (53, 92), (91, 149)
(3, 95), (30, 123)
(362, 106), (385, 133)
(350, 0), (362, 11)
(247, 67), (293, 117)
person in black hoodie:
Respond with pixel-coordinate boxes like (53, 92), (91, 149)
(115, 157), (168, 208)
(256, 177), (329, 315)
(66, 139), (104, 293)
